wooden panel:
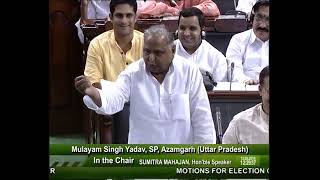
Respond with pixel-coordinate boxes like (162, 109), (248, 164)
(49, 0), (83, 135)
(49, 12), (72, 106)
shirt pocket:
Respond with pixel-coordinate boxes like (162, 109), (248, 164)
(243, 56), (261, 70)
(169, 94), (190, 121)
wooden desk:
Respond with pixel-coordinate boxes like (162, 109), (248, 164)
(82, 15), (248, 35)
(208, 91), (261, 143)
(81, 15), (248, 60)
(136, 15), (247, 33)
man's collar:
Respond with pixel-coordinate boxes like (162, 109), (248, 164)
(249, 29), (257, 45)
(143, 58), (175, 76)
(250, 29), (269, 44)
(259, 103), (269, 123)
(176, 39), (202, 56)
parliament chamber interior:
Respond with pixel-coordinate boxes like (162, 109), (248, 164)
(49, 0), (262, 145)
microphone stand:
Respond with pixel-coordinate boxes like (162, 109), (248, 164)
(229, 62), (234, 91)
(215, 107), (223, 143)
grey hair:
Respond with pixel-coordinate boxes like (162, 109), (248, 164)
(144, 24), (174, 45)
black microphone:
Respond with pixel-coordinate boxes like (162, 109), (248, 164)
(233, 0), (237, 10)
(229, 62), (234, 91)
(206, 71), (217, 87)
(200, 69), (217, 91)
(224, 0), (247, 18)
(215, 107), (223, 143)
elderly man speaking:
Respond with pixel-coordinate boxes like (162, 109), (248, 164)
(75, 24), (215, 144)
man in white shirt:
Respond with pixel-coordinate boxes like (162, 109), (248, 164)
(175, 7), (228, 82)
(236, 0), (258, 16)
(75, 24), (216, 144)
(75, 0), (111, 44)
(222, 66), (269, 144)
(226, 0), (269, 85)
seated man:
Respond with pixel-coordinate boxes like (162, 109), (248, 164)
(84, 0), (144, 88)
(236, 0), (258, 16)
(83, 0), (144, 143)
(175, 7), (228, 82)
(75, 24), (216, 144)
(75, 0), (111, 44)
(226, 0), (269, 85)
(137, 0), (220, 18)
(222, 66), (269, 144)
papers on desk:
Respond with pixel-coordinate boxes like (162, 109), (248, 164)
(162, 15), (246, 20)
(217, 14), (246, 20)
(213, 82), (259, 91)
(162, 16), (179, 20)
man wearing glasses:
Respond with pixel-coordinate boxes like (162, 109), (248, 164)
(226, 0), (269, 85)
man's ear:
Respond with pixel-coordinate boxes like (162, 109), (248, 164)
(258, 85), (262, 96)
(109, 13), (113, 21)
(134, 14), (138, 23)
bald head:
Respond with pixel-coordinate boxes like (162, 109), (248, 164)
(144, 24), (174, 46)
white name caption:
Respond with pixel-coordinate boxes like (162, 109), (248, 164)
(93, 156), (135, 164)
(176, 167), (269, 174)
(71, 145), (148, 155)
(71, 145), (249, 155)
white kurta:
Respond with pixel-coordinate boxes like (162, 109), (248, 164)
(222, 103), (269, 144)
(83, 56), (216, 144)
(175, 39), (228, 82)
(226, 29), (269, 82)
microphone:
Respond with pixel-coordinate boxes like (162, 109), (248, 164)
(215, 107), (223, 143)
(169, 0), (178, 7)
(199, 69), (217, 91)
(233, 0), (238, 17)
(233, 0), (237, 10)
(206, 71), (217, 87)
(224, 0), (247, 18)
(229, 62), (234, 91)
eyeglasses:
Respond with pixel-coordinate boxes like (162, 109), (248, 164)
(254, 14), (269, 23)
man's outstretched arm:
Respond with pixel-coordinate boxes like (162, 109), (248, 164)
(74, 75), (102, 107)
